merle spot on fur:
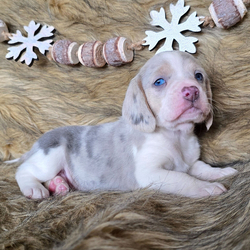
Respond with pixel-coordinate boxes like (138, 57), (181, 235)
(64, 127), (83, 154)
(86, 126), (100, 159)
(120, 134), (125, 142)
(131, 113), (145, 125)
(106, 157), (114, 169)
(133, 93), (137, 103)
(38, 126), (83, 155)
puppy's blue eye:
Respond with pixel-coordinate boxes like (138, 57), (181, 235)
(154, 78), (166, 86)
(195, 72), (203, 82)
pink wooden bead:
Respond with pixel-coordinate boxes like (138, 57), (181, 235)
(51, 40), (79, 65)
(209, 0), (247, 29)
(103, 37), (134, 66)
(78, 41), (106, 67)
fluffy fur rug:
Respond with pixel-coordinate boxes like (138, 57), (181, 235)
(1, 0), (250, 249)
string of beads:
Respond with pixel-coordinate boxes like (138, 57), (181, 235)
(48, 37), (142, 67)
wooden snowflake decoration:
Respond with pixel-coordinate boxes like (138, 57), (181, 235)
(144, 0), (203, 54)
(6, 21), (54, 65)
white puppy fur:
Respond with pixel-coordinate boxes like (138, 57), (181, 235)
(14, 51), (237, 199)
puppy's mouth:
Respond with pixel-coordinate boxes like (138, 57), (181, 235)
(182, 106), (201, 115)
(159, 100), (210, 128)
(177, 105), (204, 121)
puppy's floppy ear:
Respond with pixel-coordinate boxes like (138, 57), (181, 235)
(205, 78), (213, 130)
(122, 75), (156, 133)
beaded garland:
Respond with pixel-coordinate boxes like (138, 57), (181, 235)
(0, 0), (249, 67)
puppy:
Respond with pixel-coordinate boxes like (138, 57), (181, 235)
(14, 51), (237, 199)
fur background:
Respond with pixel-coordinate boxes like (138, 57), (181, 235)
(1, 0), (250, 249)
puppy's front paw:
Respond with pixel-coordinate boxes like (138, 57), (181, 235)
(21, 184), (50, 199)
(202, 182), (227, 197)
(192, 182), (227, 198)
(209, 167), (238, 181)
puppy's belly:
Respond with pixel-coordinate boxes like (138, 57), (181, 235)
(71, 164), (138, 192)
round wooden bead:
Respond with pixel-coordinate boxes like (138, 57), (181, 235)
(209, 0), (247, 29)
(0, 20), (9, 42)
(68, 42), (80, 64)
(51, 40), (79, 65)
(103, 37), (134, 66)
(78, 41), (106, 67)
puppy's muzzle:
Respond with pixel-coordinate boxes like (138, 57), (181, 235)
(182, 86), (199, 102)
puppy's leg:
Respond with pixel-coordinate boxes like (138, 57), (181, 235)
(136, 168), (227, 198)
(189, 161), (238, 181)
(16, 147), (66, 199)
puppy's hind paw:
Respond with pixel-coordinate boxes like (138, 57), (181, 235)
(45, 176), (69, 196)
(22, 184), (50, 199)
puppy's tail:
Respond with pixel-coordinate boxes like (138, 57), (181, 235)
(4, 152), (31, 165)
(4, 143), (39, 165)
(4, 158), (21, 164)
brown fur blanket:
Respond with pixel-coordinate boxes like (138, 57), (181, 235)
(1, 0), (250, 249)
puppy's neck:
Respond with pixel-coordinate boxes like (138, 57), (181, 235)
(158, 123), (195, 135)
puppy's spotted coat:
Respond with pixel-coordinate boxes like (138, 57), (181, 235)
(14, 51), (237, 199)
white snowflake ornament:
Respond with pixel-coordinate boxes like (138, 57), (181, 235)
(6, 21), (54, 65)
(144, 0), (203, 54)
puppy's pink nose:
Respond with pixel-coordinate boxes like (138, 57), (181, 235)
(182, 86), (199, 102)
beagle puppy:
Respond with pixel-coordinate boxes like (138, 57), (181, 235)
(14, 51), (237, 199)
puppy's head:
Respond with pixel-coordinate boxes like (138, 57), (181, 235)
(122, 51), (213, 133)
